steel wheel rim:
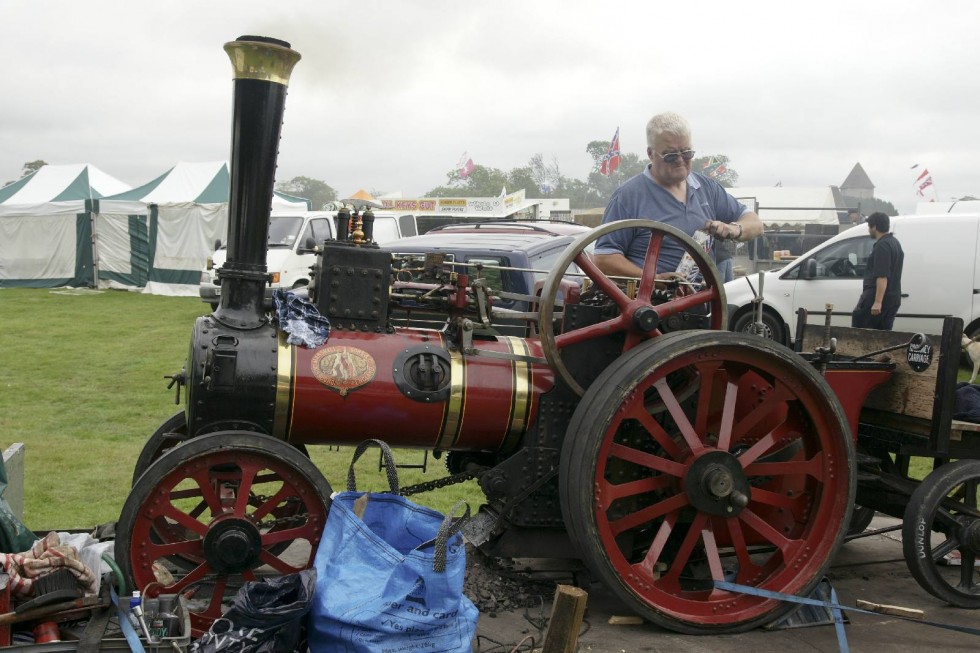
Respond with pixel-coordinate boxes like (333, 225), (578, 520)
(132, 411), (189, 486)
(538, 219), (727, 396)
(120, 434), (330, 636)
(571, 333), (852, 629)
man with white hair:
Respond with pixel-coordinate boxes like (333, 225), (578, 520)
(594, 112), (762, 284)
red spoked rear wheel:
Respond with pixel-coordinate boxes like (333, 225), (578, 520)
(559, 330), (854, 633)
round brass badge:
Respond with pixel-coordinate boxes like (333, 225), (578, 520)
(311, 346), (377, 396)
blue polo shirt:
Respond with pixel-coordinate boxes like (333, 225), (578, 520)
(595, 166), (749, 273)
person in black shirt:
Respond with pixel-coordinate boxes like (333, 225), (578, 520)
(851, 212), (904, 329)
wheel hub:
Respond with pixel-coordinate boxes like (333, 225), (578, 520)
(685, 450), (751, 516)
(962, 519), (980, 555)
(202, 516), (263, 573)
(632, 306), (661, 333)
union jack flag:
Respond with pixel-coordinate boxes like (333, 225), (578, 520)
(600, 128), (621, 176)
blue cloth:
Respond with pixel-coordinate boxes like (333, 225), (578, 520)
(273, 288), (330, 348)
(953, 382), (980, 423)
(595, 166), (749, 273)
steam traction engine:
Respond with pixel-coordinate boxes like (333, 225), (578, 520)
(116, 36), (889, 637)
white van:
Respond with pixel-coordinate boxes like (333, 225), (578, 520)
(200, 210), (417, 308)
(725, 213), (980, 344)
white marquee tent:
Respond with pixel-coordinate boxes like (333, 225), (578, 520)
(728, 186), (841, 227)
(0, 164), (131, 288)
(94, 161), (310, 295)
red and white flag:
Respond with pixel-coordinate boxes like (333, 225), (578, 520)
(600, 128), (621, 176)
(457, 152), (475, 180)
(915, 168), (934, 196)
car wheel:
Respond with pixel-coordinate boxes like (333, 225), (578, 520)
(731, 309), (786, 345)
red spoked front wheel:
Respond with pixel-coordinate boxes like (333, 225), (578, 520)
(116, 432), (332, 637)
(559, 330), (854, 633)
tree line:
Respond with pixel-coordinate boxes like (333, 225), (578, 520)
(274, 141), (740, 212)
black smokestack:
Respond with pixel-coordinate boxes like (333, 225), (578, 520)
(215, 36), (301, 328)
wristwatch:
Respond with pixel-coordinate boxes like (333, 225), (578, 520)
(731, 222), (743, 241)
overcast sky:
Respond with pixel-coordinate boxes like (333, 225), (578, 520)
(3, 1), (977, 213)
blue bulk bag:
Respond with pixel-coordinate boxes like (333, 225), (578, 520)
(308, 440), (478, 653)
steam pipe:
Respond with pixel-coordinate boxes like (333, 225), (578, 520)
(214, 35), (301, 329)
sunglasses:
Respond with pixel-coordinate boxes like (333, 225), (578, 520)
(656, 149), (696, 164)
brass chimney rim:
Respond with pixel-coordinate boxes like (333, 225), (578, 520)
(224, 36), (301, 86)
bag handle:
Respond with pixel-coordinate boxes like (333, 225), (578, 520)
(347, 439), (400, 493)
(421, 500), (471, 573)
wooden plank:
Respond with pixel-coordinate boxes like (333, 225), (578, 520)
(951, 419), (980, 433)
(542, 585), (588, 653)
(607, 615), (645, 625)
(801, 325), (939, 420)
(855, 599), (924, 620)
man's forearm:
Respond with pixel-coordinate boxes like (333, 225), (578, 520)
(735, 211), (764, 241)
(595, 253), (644, 278)
(874, 277), (888, 304)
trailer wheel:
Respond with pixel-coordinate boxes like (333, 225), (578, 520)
(116, 431), (332, 637)
(847, 505), (876, 536)
(902, 459), (980, 608)
(559, 330), (855, 633)
(538, 220), (726, 396)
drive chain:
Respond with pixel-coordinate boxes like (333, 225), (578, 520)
(397, 468), (486, 496)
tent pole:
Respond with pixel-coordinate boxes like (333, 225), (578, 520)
(87, 198), (100, 289)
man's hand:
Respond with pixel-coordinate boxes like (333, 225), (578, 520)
(871, 301), (882, 316)
(705, 220), (740, 241)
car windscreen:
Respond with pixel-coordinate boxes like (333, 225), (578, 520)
(372, 219), (401, 244)
(268, 216), (305, 247)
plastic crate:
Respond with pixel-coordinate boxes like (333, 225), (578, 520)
(0, 594), (191, 652)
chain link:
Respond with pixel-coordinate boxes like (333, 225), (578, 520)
(397, 468), (486, 496)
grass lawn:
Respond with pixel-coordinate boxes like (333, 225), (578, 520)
(0, 288), (479, 530)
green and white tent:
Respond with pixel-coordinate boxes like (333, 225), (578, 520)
(0, 164), (131, 288)
(94, 161), (310, 296)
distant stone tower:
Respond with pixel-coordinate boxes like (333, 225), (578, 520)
(840, 163), (874, 209)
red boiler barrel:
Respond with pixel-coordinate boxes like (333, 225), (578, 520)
(272, 329), (554, 452)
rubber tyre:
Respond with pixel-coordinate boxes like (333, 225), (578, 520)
(902, 459), (980, 607)
(847, 505), (876, 536)
(731, 309), (786, 346)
